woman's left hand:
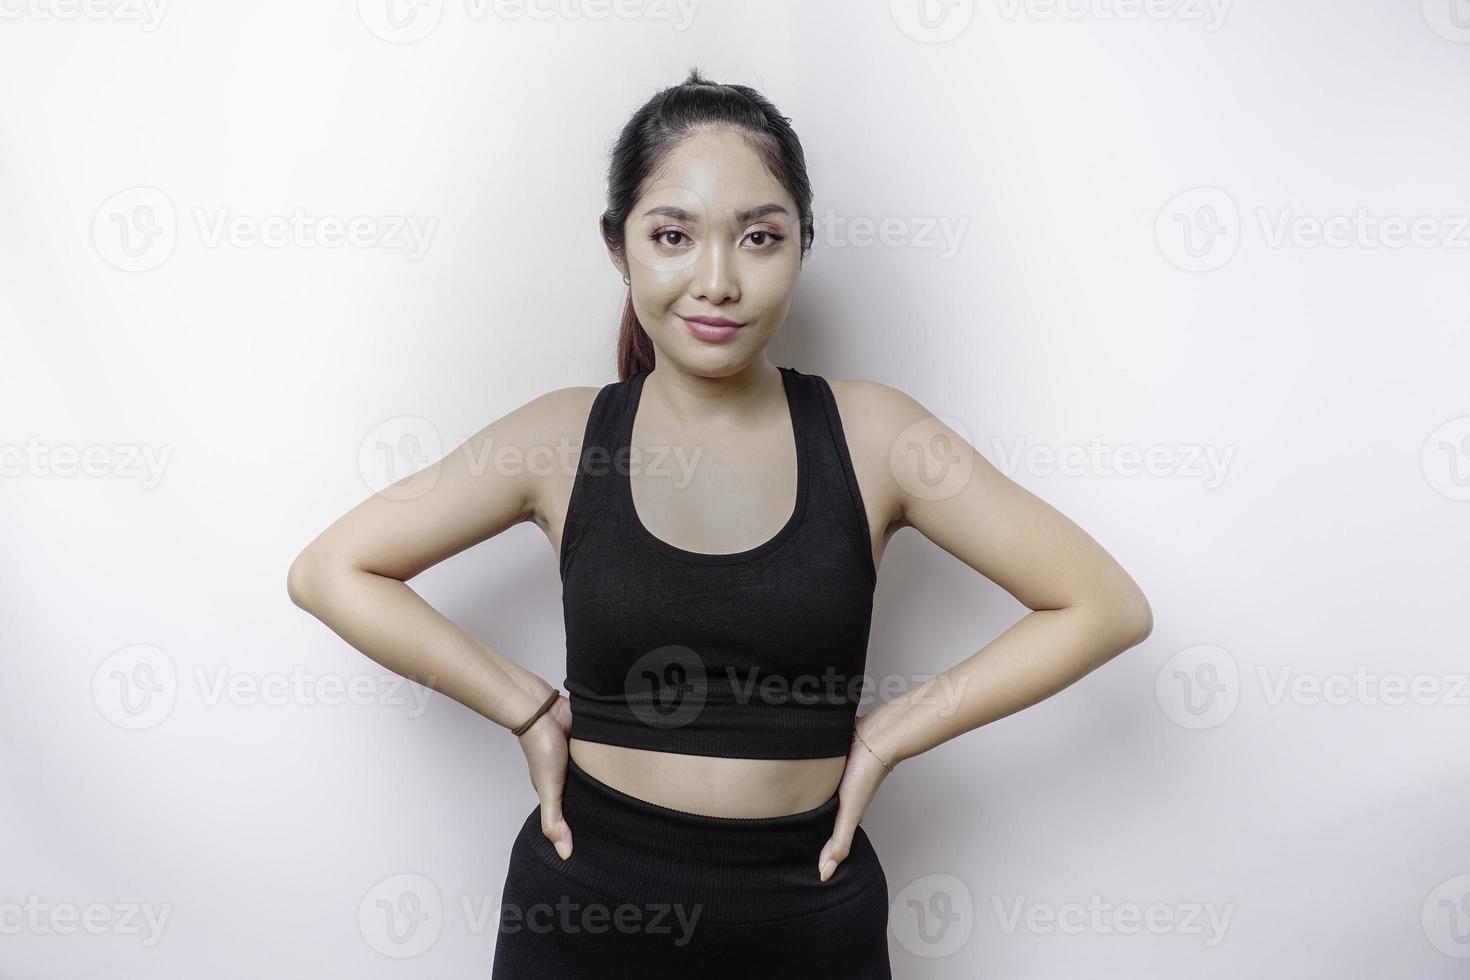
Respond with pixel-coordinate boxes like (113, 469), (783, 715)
(817, 707), (902, 882)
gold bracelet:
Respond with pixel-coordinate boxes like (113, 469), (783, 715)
(511, 689), (560, 737)
(852, 721), (896, 773)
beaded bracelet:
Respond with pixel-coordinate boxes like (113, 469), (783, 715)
(852, 721), (896, 773)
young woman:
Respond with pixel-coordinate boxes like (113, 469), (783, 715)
(288, 69), (1152, 978)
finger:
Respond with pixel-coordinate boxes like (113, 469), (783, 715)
(818, 802), (861, 882)
(537, 782), (573, 860)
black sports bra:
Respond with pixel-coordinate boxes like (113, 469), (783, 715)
(559, 365), (877, 759)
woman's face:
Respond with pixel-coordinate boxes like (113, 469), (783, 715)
(610, 126), (802, 374)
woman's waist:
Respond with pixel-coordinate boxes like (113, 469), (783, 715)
(517, 752), (879, 924)
(568, 738), (846, 818)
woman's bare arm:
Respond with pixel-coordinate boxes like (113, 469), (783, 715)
(285, 385), (592, 734)
(847, 380), (1155, 766)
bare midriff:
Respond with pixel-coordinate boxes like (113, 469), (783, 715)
(568, 738), (849, 818)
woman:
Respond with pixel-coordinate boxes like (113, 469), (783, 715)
(288, 68), (1152, 978)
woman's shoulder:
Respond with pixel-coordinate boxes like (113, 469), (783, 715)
(465, 382), (606, 485)
(819, 374), (944, 532)
(823, 374), (937, 440)
(502, 382), (605, 453)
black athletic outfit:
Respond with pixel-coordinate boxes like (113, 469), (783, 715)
(491, 366), (891, 978)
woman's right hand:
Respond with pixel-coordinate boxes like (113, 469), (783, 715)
(516, 690), (575, 860)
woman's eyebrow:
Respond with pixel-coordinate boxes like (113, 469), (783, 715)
(641, 203), (790, 223)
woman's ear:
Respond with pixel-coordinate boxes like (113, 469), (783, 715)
(598, 215), (627, 280)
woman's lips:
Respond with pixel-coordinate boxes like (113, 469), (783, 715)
(681, 315), (743, 342)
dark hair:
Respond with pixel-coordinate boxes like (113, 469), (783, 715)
(599, 67), (815, 381)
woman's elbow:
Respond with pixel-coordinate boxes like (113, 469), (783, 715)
(1077, 585), (1152, 651)
(1112, 589), (1153, 648)
(287, 550), (328, 612)
(1125, 596), (1153, 645)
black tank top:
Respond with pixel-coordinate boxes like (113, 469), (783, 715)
(559, 365), (877, 759)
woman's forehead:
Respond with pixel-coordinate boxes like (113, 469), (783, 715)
(637, 132), (790, 213)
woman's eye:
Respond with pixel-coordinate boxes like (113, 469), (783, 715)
(649, 228), (787, 249)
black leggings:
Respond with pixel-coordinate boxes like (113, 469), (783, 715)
(491, 755), (892, 978)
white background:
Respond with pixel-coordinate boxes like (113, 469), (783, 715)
(3, 1), (1468, 976)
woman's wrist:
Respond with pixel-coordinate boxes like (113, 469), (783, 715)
(504, 675), (560, 737)
(852, 716), (898, 771)
(511, 687), (560, 737)
(855, 701), (915, 769)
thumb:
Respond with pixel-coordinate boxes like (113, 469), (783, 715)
(817, 800), (859, 882)
(537, 784), (573, 860)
